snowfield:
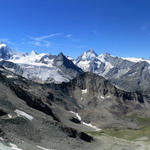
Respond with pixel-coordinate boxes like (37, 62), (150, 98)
(15, 109), (34, 121)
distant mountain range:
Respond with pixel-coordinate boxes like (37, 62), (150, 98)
(0, 42), (150, 92)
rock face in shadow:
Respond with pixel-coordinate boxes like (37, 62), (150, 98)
(78, 132), (93, 142)
(1, 66), (149, 130)
(53, 52), (83, 76)
(60, 126), (93, 142)
(57, 72), (149, 129)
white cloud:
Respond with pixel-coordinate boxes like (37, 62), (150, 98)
(28, 32), (73, 47)
(29, 33), (64, 47)
(92, 29), (97, 35)
(30, 40), (51, 47)
(30, 33), (63, 41)
(140, 23), (150, 36)
(66, 34), (72, 38)
(32, 41), (41, 46)
(140, 23), (150, 31)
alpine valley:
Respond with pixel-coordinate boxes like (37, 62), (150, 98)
(0, 42), (150, 150)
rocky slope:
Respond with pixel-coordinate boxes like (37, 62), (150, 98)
(1, 65), (149, 129)
(0, 66), (150, 149)
(0, 66), (95, 150)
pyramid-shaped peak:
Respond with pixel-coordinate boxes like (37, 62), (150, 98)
(58, 52), (65, 57)
(56, 52), (67, 60)
(86, 48), (98, 56)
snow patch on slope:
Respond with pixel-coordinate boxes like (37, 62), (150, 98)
(37, 145), (52, 150)
(15, 109), (34, 121)
(82, 122), (101, 131)
(70, 111), (81, 121)
(82, 89), (87, 94)
(98, 54), (114, 75)
(9, 143), (22, 150)
(122, 57), (150, 64)
(77, 60), (90, 72)
(69, 111), (101, 131)
(6, 75), (18, 79)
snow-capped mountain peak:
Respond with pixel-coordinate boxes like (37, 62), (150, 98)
(0, 42), (7, 48)
(0, 42), (14, 60)
(80, 49), (98, 61)
(98, 52), (113, 61)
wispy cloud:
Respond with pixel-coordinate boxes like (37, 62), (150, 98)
(66, 34), (72, 38)
(29, 40), (51, 47)
(28, 33), (73, 47)
(140, 22), (150, 36)
(92, 29), (97, 35)
(140, 23), (150, 30)
(29, 33), (63, 47)
(30, 33), (63, 41)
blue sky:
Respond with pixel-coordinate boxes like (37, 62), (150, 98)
(0, 0), (150, 58)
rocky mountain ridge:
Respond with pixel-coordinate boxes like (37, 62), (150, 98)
(1, 42), (150, 92)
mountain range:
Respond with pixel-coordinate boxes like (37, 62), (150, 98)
(0, 42), (150, 92)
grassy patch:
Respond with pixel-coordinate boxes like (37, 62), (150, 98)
(103, 126), (150, 141)
(87, 130), (105, 137)
(128, 113), (150, 127)
(88, 115), (150, 141)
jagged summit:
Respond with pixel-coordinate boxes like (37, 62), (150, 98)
(102, 52), (112, 57)
(80, 49), (98, 60)
(0, 42), (14, 60)
(86, 48), (98, 55)
(0, 42), (7, 48)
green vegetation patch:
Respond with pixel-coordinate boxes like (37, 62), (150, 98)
(128, 113), (150, 127)
(103, 126), (150, 141)
(88, 115), (150, 141)
(88, 126), (150, 141)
